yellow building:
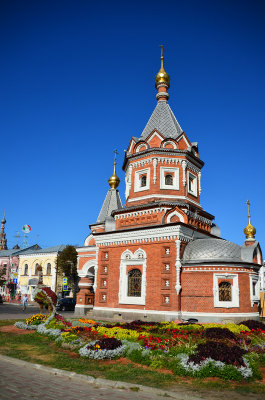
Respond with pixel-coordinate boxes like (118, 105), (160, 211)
(18, 245), (65, 300)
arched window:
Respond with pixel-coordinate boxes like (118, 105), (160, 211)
(46, 263), (51, 275)
(128, 269), (142, 297)
(24, 264), (28, 276)
(140, 175), (147, 187)
(219, 282), (232, 302)
(35, 263), (42, 275)
(165, 174), (173, 185)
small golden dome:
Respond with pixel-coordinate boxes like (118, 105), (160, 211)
(108, 172), (120, 189)
(244, 223), (256, 239)
(244, 200), (256, 240)
(108, 149), (120, 189)
(155, 45), (170, 88)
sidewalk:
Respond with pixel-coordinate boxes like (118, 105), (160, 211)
(0, 354), (205, 400)
(3, 300), (36, 306)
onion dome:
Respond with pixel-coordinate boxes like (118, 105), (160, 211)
(155, 45), (170, 88)
(108, 149), (120, 189)
(244, 200), (256, 240)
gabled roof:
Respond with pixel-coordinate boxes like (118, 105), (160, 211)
(140, 101), (183, 140)
(19, 245), (66, 256)
(97, 189), (123, 223)
(0, 244), (41, 257)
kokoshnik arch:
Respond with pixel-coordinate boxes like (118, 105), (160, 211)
(75, 47), (263, 323)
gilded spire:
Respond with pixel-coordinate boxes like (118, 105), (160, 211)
(244, 200), (256, 240)
(155, 45), (170, 89)
(108, 149), (120, 189)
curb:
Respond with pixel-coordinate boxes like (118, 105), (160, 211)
(0, 354), (204, 400)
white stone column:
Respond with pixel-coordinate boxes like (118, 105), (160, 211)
(198, 171), (201, 194)
(175, 239), (182, 295)
(182, 161), (187, 186)
(153, 158), (158, 184)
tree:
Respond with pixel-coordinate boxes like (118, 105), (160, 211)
(0, 265), (6, 287)
(56, 245), (78, 296)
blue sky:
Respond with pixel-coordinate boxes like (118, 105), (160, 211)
(1, 0), (264, 252)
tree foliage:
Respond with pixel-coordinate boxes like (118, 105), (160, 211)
(56, 245), (78, 292)
(0, 265), (6, 286)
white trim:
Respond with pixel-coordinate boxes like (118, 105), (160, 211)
(213, 273), (239, 308)
(135, 143), (148, 153)
(94, 224), (207, 247)
(75, 304), (94, 309)
(175, 239), (182, 294)
(93, 306), (178, 316)
(166, 210), (185, 224)
(176, 133), (190, 147)
(160, 167), (179, 190)
(182, 161), (187, 186)
(128, 139), (136, 154)
(127, 193), (201, 207)
(147, 131), (164, 143)
(162, 140), (177, 149)
(187, 171), (197, 197)
(119, 248), (147, 305)
(92, 306), (259, 319)
(77, 245), (97, 253)
(152, 158), (158, 184)
(181, 311), (259, 318)
(134, 168), (150, 193)
(19, 252), (59, 258)
(79, 282), (93, 287)
(249, 274), (260, 306)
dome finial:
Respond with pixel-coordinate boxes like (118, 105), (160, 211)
(108, 149), (120, 189)
(155, 45), (170, 101)
(244, 200), (256, 240)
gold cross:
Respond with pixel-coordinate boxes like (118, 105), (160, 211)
(114, 149), (118, 165)
(160, 45), (164, 58)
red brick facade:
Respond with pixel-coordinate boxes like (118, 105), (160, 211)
(76, 59), (262, 322)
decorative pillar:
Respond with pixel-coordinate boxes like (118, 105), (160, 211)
(198, 171), (201, 194)
(182, 161), (187, 186)
(153, 158), (158, 184)
(175, 239), (182, 295)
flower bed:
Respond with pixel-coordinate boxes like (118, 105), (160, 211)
(14, 315), (265, 381)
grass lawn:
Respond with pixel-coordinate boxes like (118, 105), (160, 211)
(1, 318), (265, 398)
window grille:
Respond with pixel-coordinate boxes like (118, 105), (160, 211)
(165, 174), (173, 185)
(128, 269), (142, 297)
(219, 281), (232, 301)
(141, 175), (147, 187)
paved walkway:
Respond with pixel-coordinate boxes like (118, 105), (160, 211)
(0, 355), (203, 400)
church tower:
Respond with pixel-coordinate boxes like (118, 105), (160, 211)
(0, 212), (7, 251)
(119, 46), (214, 233)
(76, 49), (262, 323)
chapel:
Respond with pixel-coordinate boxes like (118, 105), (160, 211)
(76, 49), (262, 322)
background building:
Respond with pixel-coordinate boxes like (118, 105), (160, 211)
(18, 245), (65, 300)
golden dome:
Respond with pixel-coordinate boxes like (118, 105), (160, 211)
(155, 45), (170, 88)
(244, 223), (256, 239)
(244, 200), (256, 239)
(108, 149), (120, 189)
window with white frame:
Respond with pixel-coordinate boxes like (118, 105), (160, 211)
(250, 275), (259, 306)
(213, 274), (239, 308)
(188, 172), (197, 196)
(160, 167), (179, 190)
(119, 249), (146, 305)
(134, 168), (150, 192)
